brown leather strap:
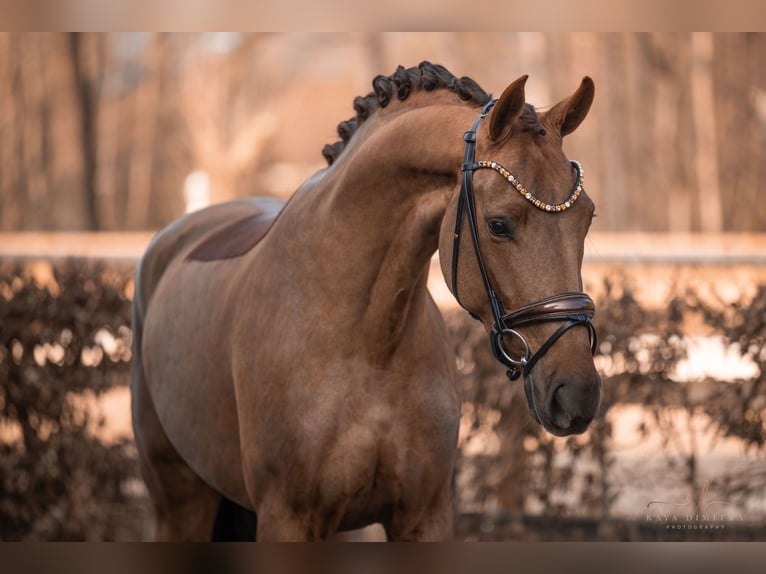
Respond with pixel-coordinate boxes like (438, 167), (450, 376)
(502, 292), (595, 329)
(490, 291), (597, 381)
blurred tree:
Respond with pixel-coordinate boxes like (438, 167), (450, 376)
(68, 33), (104, 231)
(179, 33), (278, 205)
(125, 34), (165, 229)
(715, 33), (766, 232)
(1, 33), (764, 232)
(691, 32), (722, 233)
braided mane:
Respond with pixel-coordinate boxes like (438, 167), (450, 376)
(322, 61), (492, 165)
(323, 61), (548, 165)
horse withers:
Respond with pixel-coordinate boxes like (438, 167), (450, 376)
(131, 62), (600, 541)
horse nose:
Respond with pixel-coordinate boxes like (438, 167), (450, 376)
(547, 377), (601, 434)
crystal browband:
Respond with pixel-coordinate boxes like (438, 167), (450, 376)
(475, 159), (584, 213)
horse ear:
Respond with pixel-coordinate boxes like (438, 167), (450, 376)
(544, 76), (595, 137)
(488, 75), (529, 142)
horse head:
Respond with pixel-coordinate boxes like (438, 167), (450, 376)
(439, 75), (601, 436)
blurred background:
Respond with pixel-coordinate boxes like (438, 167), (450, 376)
(1, 32), (765, 540)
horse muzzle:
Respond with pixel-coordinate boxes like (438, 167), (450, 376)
(488, 291), (598, 382)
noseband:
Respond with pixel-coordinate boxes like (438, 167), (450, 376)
(451, 99), (597, 382)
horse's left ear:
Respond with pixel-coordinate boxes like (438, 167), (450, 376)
(544, 76), (595, 137)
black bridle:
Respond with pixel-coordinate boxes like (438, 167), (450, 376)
(451, 99), (597, 383)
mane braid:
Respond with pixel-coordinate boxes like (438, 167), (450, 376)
(322, 61), (492, 166)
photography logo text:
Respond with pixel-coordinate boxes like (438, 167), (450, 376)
(645, 481), (744, 530)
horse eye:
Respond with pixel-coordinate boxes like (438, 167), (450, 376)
(487, 218), (514, 238)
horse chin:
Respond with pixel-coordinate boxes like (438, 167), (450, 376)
(542, 418), (591, 437)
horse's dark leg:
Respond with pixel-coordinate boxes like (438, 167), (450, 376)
(212, 497), (257, 541)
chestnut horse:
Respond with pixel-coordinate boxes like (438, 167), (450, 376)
(131, 62), (600, 541)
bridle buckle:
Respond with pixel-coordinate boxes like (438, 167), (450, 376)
(491, 327), (530, 367)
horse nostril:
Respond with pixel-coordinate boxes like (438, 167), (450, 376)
(548, 383), (596, 433)
(550, 385), (573, 429)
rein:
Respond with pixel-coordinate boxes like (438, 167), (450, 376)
(451, 99), (597, 382)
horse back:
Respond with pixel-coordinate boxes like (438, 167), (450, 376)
(134, 197), (285, 318)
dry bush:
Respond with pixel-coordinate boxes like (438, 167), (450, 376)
(0, 259), (145, 540)
(1, 261), (763, 540)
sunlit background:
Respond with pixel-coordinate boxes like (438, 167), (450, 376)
(1, 32), (765, 540)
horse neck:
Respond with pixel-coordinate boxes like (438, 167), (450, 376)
(281, 99), (474, 363)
